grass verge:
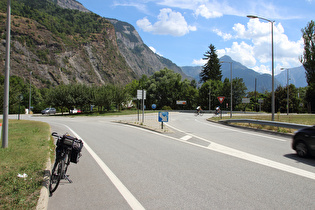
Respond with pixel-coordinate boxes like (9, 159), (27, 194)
(210, 114), (315, 134)
(0, 120), (52, 209)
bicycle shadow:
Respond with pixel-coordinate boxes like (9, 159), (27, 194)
(284, 153), (315, 167)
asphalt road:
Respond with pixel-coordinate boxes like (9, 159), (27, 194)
(21, 113), (315, 209)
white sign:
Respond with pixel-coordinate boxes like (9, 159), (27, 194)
(242, 98), (250, 103)
(176, 100), (186, 105)
(137, 90), (146, 100)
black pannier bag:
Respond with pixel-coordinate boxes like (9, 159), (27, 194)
(60, 135), (84, 163)
(70, 139), (83, 163)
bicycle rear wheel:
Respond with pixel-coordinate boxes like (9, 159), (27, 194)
(49, 159), (64, 194)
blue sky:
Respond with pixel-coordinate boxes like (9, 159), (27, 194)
(77, 0), (314, 75)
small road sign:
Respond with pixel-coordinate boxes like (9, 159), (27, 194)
(217, 96), (225, 104)
(158, 112), (169, 122)
(137, 90), (146, 100)
(176, 100), (187, 105)
(242, 98), (250, 103)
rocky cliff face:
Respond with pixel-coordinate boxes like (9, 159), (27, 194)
(108, 19), (189, 79)
(48, 0), (188, 79)
(49, 0), (90, 12)
(0, 0), (188, 89)
(0, 8), (135, 88)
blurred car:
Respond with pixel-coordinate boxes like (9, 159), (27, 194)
(70, 108), (81, 114)
(292, 125), (315, 157)
(41, 108), (56, 115)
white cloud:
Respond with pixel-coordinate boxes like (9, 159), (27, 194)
(149, 46), (156, 53)
(149, 46), (163, 56)
(216, 19), (303, 75)
(252, 65), (270, 75)
(195, 4), (222, 19)
(213, 29), (233, 41)
(136, 8), (197, 36)
(219, 41), (256, 67)
(192, 58), (207, 65)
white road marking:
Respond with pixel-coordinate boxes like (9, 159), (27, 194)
(195, 119), (287, 142)
(165, 123), (315, 181)
(180, 135), (192, 141)
(63, 124), (145, 210)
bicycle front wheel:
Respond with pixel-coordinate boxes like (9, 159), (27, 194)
(49, 159), (63, 194)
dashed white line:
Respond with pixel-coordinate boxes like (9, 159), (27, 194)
(180, 135), (192, 141)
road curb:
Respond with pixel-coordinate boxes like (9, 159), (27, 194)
(36, 157), (51, 210)
(207, 118), (294, 138)
(113, 120), (173, 133)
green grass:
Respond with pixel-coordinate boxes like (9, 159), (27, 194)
(210, 113), (315, 133)
(0, 120), (52, 209)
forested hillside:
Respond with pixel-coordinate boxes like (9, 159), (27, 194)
(0, 0), (136, 88)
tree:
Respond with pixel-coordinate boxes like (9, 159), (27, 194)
(112, 85), (130, 111)
(198, 79), (223, 110)
(301, 20), (315, 85)
(199, 44), (222, 83)
(146, 68), (182, 109)
(301, 20), (315, 112)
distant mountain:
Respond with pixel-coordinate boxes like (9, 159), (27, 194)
(107, 18), (189, 79)
(181, 55), (307, 93)
(275, 66), (307, 88)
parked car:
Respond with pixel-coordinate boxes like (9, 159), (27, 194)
(292, 125), (315, 157)
(70, 108), (81, 114)
(41, 108), (56, 115)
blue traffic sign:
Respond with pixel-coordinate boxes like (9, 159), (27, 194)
(152, 104), (157, 109)
(158, 112), (169, 122)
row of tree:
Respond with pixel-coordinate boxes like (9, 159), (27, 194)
(0, 67), (308, 115)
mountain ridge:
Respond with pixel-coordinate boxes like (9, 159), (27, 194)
(181, 55), (307, 92)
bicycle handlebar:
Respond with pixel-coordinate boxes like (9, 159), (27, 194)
(51, 132), (81, 142)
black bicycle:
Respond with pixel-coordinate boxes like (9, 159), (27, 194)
(49, 132), (84, 195)
(195, 110), (204, 116)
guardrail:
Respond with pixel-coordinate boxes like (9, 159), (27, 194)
(219, 119), (311, 130)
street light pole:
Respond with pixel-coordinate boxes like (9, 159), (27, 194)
(2, 0), (11, 148)
(281, 68), (290, 115)
(220, 61), (233, 118)
(247, 15), (275, 121)
(29, 71), (32, 114)
(208, 80), (211, 111)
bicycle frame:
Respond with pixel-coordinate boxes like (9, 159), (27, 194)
(49, 132), (81, 195)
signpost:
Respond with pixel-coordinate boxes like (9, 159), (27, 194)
(242, 98), (250, 104)
(137, 90), (146, 123)
(242, 97), (250, 112)
(217, 96), (225, 119)
(158, 112), (169, 129)
(217, 96), (225, 104)
(258, 99), (264, 112)
(176, 100), (187, 105)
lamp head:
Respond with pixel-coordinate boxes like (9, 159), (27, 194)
(247, 15), (258, 19)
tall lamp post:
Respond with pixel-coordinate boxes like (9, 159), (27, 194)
(281, 68), (290, 115)
(29, 71), (32, 114)
(247, 15), (275, 121)
(220, 61), (233, 118)
(2, 0), (11, 148)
